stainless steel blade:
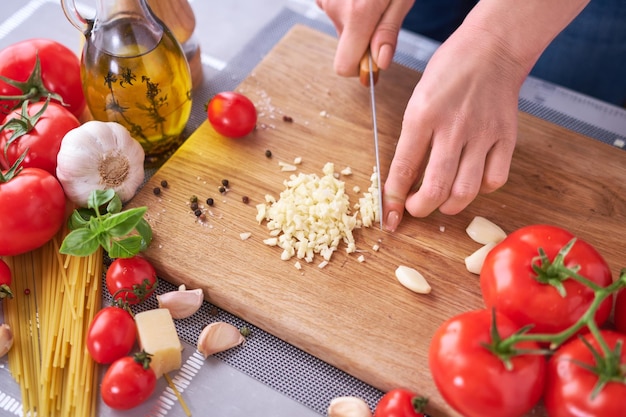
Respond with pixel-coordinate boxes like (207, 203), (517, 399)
(368, 53), (384, 230)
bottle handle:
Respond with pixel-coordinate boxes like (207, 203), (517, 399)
(60, 0), (91, 33)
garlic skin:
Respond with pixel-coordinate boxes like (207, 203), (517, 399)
(328, 396), (372, 417)
(197, 322), (245, 358)
(56, 121), (145, 207)
(157, 288), (204, 319)
(0, 324), (14, 358)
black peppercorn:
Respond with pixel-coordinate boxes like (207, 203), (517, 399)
(194, 208), (202, 217)
(206, 197), (214, 206)
(160, 180), (168, 188)
(265, 149), (272, 158)
(242, 196), (249, 204)
(190, 202), (198, 211)
(153, 187), (161, 195)
(218, 186), (226, 194)
(221, 179), (229, 187)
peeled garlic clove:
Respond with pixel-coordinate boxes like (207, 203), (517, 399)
(197, 322), (245, 358)
(0, 324), (14, 357)
(466, 216), (507, 245)
(465, 242), (497, 275)
(328, 396), (372, 417)
(395, 265), (431, 294)
(157, 288), (204, 319)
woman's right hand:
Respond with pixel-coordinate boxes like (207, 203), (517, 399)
(316, 0), (415, 75)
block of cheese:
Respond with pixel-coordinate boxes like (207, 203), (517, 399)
(135, 308), (182, 378)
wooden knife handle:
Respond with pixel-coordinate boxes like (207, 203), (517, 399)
(359, 49), (379, 87)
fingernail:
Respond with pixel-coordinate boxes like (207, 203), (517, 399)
(385, 210), (400, 232)
(377, 44), (393, 69)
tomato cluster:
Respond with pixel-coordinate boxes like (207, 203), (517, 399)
(426, 224), (626, 417)
(0, 38), (85, 257)
(86, 255), (160, 409)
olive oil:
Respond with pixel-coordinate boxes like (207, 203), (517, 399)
(81, 17), (192, 166)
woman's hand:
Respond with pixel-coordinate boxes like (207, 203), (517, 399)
(382, 25), (521, 230)
(316, 0), (415, 74)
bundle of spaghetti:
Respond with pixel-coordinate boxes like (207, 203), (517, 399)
(3, 228), (103, 417)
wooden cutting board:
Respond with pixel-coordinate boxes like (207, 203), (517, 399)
(127, 25), (626, 416)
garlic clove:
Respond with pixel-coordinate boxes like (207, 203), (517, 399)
(465, 242), (497, 275)
(328, 396), (372, 417)
(465, 216), (507, 245)
(395, 265), (431, 294)
(0, 324), (14, 358)
(157, 288), (204, 319)
(197, 322), (245, 358)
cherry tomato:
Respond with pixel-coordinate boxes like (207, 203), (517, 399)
(86, 306), (136, 364)
(206, 91), (257, 138)
(101, 352), (156, 410)
(613, 288), (626, 334)
(0, 101), (80, 175)
(429, 309), (546, 417)
(0, 259), (12, 299)
(480, 224), (612, 335)
(0, 167), (66, 256)
(544, 330), (626, 417)
(0, 38), (85, 121)
(374, 388), (429, 417)
(106, 255), (158, 305)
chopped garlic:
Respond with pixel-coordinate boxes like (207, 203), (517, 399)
(358, 168), (380, 228)
(294, 261), (302, 270)
(340, 166), (352, 176)
(278, 161), (297, 172)
(357, 255), (365, 263)
(293, 156), (302, 165)
(239, 232), (252, 241)
(257, 163), (359, 264)
(372, 244), (380, 252)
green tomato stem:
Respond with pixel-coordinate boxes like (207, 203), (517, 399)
(500, 270), (626, 350)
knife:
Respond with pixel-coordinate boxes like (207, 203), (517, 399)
(359, 49), (384, 230)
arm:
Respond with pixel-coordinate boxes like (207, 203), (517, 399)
(382, 0), (591, 230)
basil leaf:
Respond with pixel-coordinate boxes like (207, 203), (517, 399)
(59, 228), (100, 256)
(88, 189), (115, 210)
(135, 218), (153, 250)
(108, 235), (144, 259)
(107, 194), (123, 214)
(102, 207), (148, 237)
(67, 210), (90, 230)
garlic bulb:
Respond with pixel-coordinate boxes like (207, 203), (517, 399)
(56, 120), (145, 207)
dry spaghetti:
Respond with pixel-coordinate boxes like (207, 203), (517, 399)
(2, 227), (102, 417)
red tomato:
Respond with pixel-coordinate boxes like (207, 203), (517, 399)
(374, 388), (429, 417)
(480, 224), (612, 335)
(0, 39), (85, 121)
(544, 330), (626, 417)
(101, 352), (156, 410)
(86, 306), (136, 364)
(0, 259), (12, 299)
(0, 101), (80, 175)
(0, 167), (66, 256)
(106, 255), (158, 305)
(614, 288), (626, 334)
(429, 309), (546, 417)
(207, 91), (257, 138)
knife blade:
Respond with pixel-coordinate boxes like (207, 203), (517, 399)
(359, 49), (384, 230)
